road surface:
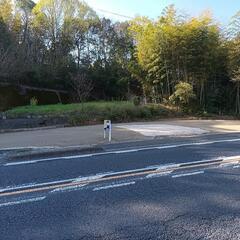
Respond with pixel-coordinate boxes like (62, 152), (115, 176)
(1, 133), (240, 240)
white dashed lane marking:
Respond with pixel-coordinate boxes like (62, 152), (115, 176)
(93, 181), (136, 191)
(0, 196), (46, 208)
(172, 171), (205, 178)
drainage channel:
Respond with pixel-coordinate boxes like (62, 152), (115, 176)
(0, 156), (239, 198)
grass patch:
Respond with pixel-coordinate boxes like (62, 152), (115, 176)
(5, 101), (181, 125)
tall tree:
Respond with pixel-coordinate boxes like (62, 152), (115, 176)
(129, 6), (225, 110)
(227, 11), (240, 114)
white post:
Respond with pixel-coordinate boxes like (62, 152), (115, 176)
(109, 123), (112, 142)
(104, 120), (112, 142)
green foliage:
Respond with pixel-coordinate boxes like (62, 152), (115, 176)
(169, 82), (196, 111)
(0, 0), (135, 102)
(132, 96), (141, 106)
(30, 97), (38, 106)
(5, 101), (179, 125)
(227, 12), (240, 114)
(129, 6), (227, 109)
(0, 1), (240, 116)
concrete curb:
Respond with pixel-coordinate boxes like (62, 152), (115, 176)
(0, 124), (67, 134)
(1, 145), (105, 162)
(2, 131), (240, 163)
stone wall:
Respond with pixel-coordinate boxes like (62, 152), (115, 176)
(0, 117), (69, 131)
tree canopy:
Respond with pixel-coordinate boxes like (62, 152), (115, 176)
(1, 1), (240, 114)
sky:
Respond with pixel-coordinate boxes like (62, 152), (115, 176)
(33, 0), (240, 26)
(85, 0), (240, 25)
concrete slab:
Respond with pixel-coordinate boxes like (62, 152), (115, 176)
(116, 124), (207, 136)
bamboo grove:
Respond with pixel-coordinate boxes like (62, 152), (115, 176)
(1, 1), (240, 114)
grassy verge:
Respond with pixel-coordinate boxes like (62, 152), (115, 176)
(5, 101), (181, 125)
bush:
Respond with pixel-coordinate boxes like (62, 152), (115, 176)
(169, 82), (196, 112)
(133, 96), (141, 106)
(30, 97), (38, 106)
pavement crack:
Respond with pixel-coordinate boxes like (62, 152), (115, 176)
(162, 213), (188, 226)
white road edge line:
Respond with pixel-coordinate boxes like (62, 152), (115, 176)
(0, 196), (46, 207)
(4, 138), (240, 167)
(93, 181), (136, 191)
(172, 171), (204, 178)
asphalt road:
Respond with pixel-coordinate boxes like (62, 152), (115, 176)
(1, 133), (240, 240)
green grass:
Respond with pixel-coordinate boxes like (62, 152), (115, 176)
(6, 101), (133, 116)
(5, 101), (180, 125)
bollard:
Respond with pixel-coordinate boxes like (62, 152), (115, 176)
(104, 120), (112, 142)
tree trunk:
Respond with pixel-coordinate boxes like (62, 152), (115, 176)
(165, 60), (170, 98)
(236, 82), (240, 115)
(200, 80), (205, 109)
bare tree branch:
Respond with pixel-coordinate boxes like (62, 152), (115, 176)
(70, 72), (93, 102)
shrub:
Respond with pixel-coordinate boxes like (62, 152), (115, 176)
(169, 82), (196, 112)
(30, 97), (38, 106)
(133, 96), (141, 106)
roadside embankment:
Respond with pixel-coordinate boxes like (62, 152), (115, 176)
(0, 101), (181, 131)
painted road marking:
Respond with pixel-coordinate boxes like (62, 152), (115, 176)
(51, 184), (87, 193)
(220, 161), (239, 167)
(0, 165), (170, 195)
(4, 138), (240, 166)
(0, 174), (108, 194)
(0, 196), (46, 208)
(4, 153), (106, 166)
(93, 181), (136, 191)
(73, 174), (107, 182)
(0, 182), (36, 193)
(172, 171), (205, 178)
(233, 165), (240, 169)
(0, 179), (76, 193)
(146, 171), (173, 178)
(1, 156), (238, 198)
(92, 164), (177, 178)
